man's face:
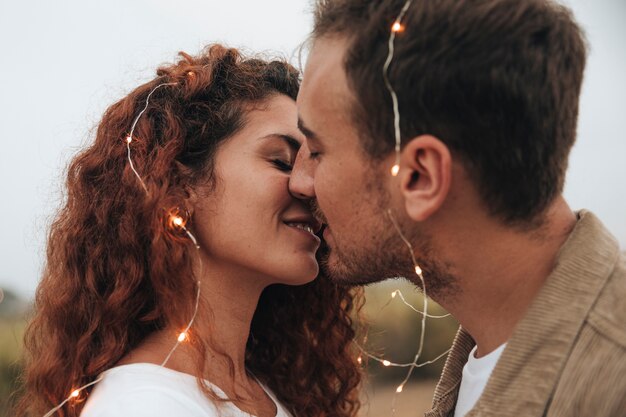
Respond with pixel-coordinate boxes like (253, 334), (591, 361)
(291, 36), (416, 285)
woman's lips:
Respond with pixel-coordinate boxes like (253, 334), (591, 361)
(284, 222), (322, 245)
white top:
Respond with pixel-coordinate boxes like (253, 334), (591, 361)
(80, 363), (292, 417)
(453, 343), (506, 417)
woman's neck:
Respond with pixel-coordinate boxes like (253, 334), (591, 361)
(119, 254), (271, 396)
(198, 258), (268, 377)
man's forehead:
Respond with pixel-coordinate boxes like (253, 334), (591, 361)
(299, 36), (354, 123)
(305, 36), (350, 79)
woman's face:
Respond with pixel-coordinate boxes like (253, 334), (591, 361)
(194, 94), (321, 286)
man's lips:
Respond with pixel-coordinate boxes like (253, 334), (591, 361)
(322, 224), (331, 241)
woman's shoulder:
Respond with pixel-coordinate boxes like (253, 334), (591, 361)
(80, 363), (220, 417)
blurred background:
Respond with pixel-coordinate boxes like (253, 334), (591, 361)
(0, 0), (624, 415)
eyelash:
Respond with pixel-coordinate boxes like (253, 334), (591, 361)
(272, 159), (293, 172)
(309, 151), (321, 160)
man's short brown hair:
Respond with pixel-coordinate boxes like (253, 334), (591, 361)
(313, 0), (587, 224)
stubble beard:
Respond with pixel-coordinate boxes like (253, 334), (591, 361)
(312, 192), (457, 299)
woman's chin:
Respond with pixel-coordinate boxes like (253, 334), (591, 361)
(273, 258), (319, 286)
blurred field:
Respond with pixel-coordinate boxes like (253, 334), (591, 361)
(354, 279), (455, 416)
(361, 380), (437, 417)
(0, 316), (26, 416)
(359, 279), (458, 383)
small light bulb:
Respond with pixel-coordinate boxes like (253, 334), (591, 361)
(187, 71), (195, 78)
(357, 356), (362, 364)
(391, 290), (397, 298)
(172, 216), (184, 227)
(396, 384), (404, 393)
(414, 265), (422, 275)
(70, 389), (80, 398)
(125, 135), (132, 144)
(391, 164), (400, 176)
(383, 360), (391, 367)
(392, 22), (403, 32)
(177, 332), (187, 342)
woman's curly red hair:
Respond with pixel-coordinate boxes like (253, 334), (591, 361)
(16, 45), (363, 417)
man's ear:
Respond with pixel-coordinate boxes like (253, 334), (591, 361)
(399, 135), (452, 221)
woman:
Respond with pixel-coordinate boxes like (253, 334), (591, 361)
(17, 45), (362, 417)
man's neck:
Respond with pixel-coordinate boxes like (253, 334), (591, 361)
(436, 198), (577, 357)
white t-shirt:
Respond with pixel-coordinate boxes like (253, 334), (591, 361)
(453, 343), (506, 417)
(80, 363), (292, 417)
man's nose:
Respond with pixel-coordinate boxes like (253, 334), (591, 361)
(289, 140), (316, 200)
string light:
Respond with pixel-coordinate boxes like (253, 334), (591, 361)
(42, 378), (104, 417)
(356, 343), (451, 369)
(354, 225), (451, 405)
(161, 278), (201, 367)
(354, 280), (453, 392)
(372, 1), (454, 410)
(383, 0), (414, 176)
(125, 81), (177, 193)
(167, 210), (200, 249)
(391, 22), (404, 33)
(43, 80), (203, 417)
(386, 207), (434, 413)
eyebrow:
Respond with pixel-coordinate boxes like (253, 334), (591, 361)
(260, 134), (301, 151)
(297, 117), (320, 143)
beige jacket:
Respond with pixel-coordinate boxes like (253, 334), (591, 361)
(425, 210), (626, 417)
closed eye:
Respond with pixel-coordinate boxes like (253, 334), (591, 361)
(272, 159), (293, 172)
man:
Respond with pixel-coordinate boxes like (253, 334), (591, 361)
(289, 0), (626, 416)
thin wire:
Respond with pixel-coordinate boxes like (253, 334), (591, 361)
(182, 226), (199, 249)
(386, 209), (420, 271)
(128, 82), (177, 140)
(373, 288), (449, 319)
(126, 140), (148, 193)
(42, 376), (104, 417)
(386, 209), (427, 363)
(356, 343), (451, 369)
(161, 276), (202, 367)
(126, 82), (177, 193)
(392, 290), (451, 318)
(385, 208), (428, 413)
(383, 0), (414, 171)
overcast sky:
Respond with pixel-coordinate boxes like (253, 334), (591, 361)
(0, 0), (624, 299)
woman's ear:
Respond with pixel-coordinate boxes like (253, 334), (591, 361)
(399, 135), (452, 221)
(183, 184), (199, 207)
